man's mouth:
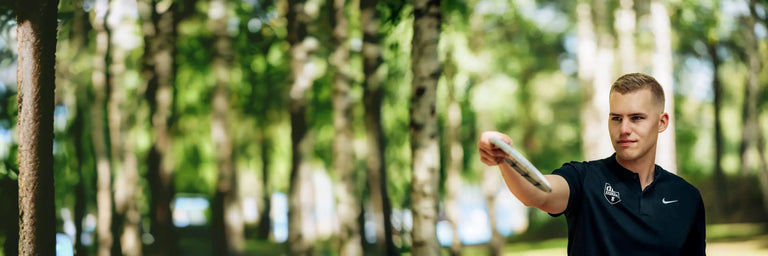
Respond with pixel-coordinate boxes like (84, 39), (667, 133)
(617, 139), (636, 147)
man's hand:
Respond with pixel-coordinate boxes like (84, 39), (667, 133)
(478, 131), (513, 166)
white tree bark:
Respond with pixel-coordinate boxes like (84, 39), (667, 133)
(614, 0), (636, 74)
(578, 2), (614, 161)
(90, 1), (114, 254)
(651, 0), (678, 173)
(410, 0), (442, 255)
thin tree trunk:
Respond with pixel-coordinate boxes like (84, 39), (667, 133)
(614, 0), (635, 74)
(708, 42), (727, 219)
(443, 54), (462, 256)
(743, 1), (768, 215)
(740, 4), (761, 176)
(138, 0), (178, 253)
(329, 0), (362, 254)
(256, 133), (272, 240)
(115, 129), (142, 256)
(651, 0), (677, 173)
(475, 116), (502, 256)
(16, 0), (58, 254)
(90, 1), (115, 255)
(255, 52), (272, 241)
(577, 1), (613, 161)
(755, 126), (768, 216)
(287, 0), (317, 255)
(108, 2), (141, 254)
(410, 0), (441, 255)
(68, 3), (91, 254)
(360, 0), (397, 254)
(209, 0), (245, 254)
(72, 90), (89, 256)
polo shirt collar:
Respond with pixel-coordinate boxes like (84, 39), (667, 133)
(605, 153), (665, 183)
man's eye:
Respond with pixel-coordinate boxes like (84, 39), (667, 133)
(611, 117), (621, 121)
(632, 116), (644, 121)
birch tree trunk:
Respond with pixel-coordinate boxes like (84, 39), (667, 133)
(614, 0), (635, 74)
(138, 0), (178, 254)
(410, 0), (441, 255)
(329, 0), (363, 254)
(580, 0), (614, 161)
(360, 0), (397, 253)
(107, 2), (142, 254)
(208, 0), (245, 254)
(16, 0), (58, 254)
(90, 1), (115, 254)
(287, 0), (317, 254)
(650, 0), (677, 173)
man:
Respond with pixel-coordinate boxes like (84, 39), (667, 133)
(478, 73), (705, 255)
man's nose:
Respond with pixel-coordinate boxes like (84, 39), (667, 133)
(620, 120), (632, 134)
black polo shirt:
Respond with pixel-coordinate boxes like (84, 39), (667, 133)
(550, 154), (706, 255)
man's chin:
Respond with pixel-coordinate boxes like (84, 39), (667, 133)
(615, 151), (638, 162)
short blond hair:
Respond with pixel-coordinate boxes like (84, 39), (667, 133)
(610, 73), (665, 111)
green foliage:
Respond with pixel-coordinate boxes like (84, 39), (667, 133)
(380, 4), (414, 207)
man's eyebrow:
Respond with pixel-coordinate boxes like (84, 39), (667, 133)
(609, 112), (647, 116)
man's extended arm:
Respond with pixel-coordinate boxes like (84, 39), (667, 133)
(478, 131), (570, 214)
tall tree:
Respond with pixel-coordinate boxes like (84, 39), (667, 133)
(57, 1), (92, 254)
(329, 0), (363, 254)
(360, 0), (397, 254)
(742, 0), (768, 215)
(443, 52), (463, 256)
(15, 0), (59, 254)
(71, 89), (90, 256)
(255, 52), (275, 242)
(614, 0), (635, 74)
(208, 0), (245, 254)
(409, 0), (441, 255)
(287, 0), (317, 254)
(89, 0), (116, 254)
(650, 0), (677, 172)
(578, 0), (614, 161)
(708, 38), (726, 219)
(107, 2), (142, 254)
(138, 0), (179, 253)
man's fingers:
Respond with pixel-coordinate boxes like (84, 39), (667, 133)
(480, 155), (505, 166)
(480, 156), (497, 166)
(479, 147), (507, 158)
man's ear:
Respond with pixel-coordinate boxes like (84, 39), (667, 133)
(658, 112), (669, 133)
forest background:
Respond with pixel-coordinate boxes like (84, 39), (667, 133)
(1, 0), (767, 255)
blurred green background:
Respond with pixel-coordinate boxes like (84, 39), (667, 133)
(1, 0), (767, 255)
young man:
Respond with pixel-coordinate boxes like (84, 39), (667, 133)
(478, 73), (705, 255)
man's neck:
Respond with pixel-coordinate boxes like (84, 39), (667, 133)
(615, 153), (656, 190)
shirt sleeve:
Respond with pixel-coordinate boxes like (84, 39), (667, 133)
(679, 195), (706, 255)
(548, 161), (584, 217)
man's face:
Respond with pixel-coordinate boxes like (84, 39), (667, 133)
(608, 89), (668, 163)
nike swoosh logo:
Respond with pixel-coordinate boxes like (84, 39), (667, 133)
(662, 198), (678, 204)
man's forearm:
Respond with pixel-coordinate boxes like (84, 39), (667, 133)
(497, 163), (569, 214)
(498, 163), (549, 208)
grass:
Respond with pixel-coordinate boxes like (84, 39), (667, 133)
(1, 222), (765, 256)
(707, 222), (767, 241)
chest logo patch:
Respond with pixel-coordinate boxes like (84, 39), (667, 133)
(604, 183), (621, 205)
